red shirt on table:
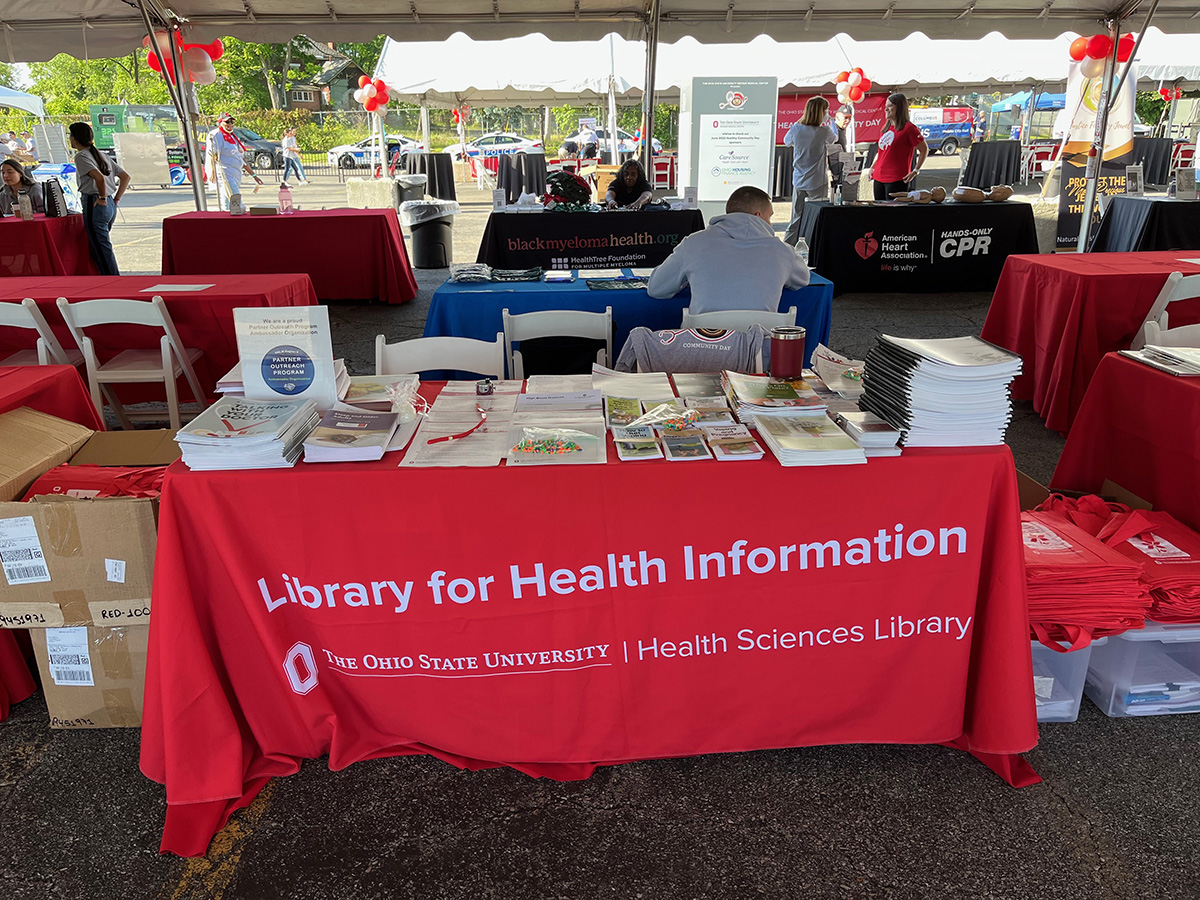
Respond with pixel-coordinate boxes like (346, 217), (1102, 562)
(873, 123), (925, 183)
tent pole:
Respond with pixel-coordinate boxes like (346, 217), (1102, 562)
(640, 0), (661, 177)
(420, 105), (431, 154)
(1076, 19), (1122, 253)
(1110, 0), (1159, 109)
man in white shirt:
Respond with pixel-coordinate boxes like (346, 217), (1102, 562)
(578, 124), (599, 159)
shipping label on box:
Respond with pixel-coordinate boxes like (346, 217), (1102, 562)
(0, 497), (156, 628)
(32, 624), (148, 728)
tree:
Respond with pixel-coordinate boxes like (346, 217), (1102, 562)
(334, 37), (388, 76)
(0, 62), (15, 89)
(202, 37), (323, 111)
(29, 50), (170, 116)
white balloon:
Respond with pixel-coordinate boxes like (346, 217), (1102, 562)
(192, 62), (217, 86)
(154, 30), (172, 52)
(848, 72), (862, 87)
(364, 84), (377, 98)
(837, 85), (851, 99)
(1080, 55), (1105, 78)
(353, 88), (366, 103)
(374, 106), (386, 117)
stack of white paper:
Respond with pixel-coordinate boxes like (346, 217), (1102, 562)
(591, 364), (676, 403)
(722, 371), (827, 420)
(752, 414), (866, 467)
(833, 410), (902, 458)
(175, 397), (319, 470)
(859, 335), (1022, 447)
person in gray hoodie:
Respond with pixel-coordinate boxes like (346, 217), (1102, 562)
(647, 185), (809, 314)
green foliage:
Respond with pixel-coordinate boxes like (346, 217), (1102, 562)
(29, 50), (170, 116)
(0, 62), (15, 89)
(1136, 91), (1167, 131)
(334, 38), (387, 76)
(202, 37), (323, 110)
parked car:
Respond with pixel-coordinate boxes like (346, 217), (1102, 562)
(442, 132), (543, 161)
(559, 127), (662, 156)
(190, 127), (283, 169)
(328, 134), (425, 168)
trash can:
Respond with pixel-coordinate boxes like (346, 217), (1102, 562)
(396, 174), (428, 204)
(399, 199), (461, 268)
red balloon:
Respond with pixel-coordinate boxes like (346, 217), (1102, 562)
(358, 75), (371, 88)
(364, 97), (378, 112)
(373, 79), (386, 91)
(848, 86), (864, 102)
(1069, 37), (1089, 60)
(376, 92), (389, 105)
(836, 71), (849, 83)
(1176, 88), (1184, 99)
(205, 39), (224, 61)
(851, 67), (863, 76)
(859, 77), (872, 93)
(1086, 34), (1113, 59)
(1117, 35), (1135, 63)
(147, 50), (162, 72)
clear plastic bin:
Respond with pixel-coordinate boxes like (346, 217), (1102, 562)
(1084, 622), (1200, 717)
(1032, 638), (1104, 723)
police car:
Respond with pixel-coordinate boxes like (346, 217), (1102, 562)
(909, 107), (974, 155)
(327, 134), (425, 168)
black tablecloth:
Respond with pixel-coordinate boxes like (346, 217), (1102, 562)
(798, 200), (1039, 294)
(476, 209), (706, 270)
(406, 152), (456, 201)
(1090, 195), (1200, 253)
(960, 141), (1022, 189)
(497, 153), (548, 204)
(773, 145), (794, 201)
(1131, 137), (1174, 186)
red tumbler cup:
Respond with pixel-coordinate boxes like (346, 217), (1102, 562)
(770, 326), (807, 379)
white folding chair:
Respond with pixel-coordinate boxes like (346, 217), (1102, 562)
(375, 332), (505, 379)
(0, 298), (82, 367)
(1131, 272), (1200, 350)
(1143, 320), (1200, 347)
(681, 306), (797, 331)
(56, 295), (206, 430)
(501, 306), (613, 380)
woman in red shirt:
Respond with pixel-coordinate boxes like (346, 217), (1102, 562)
(867, 93), (928, 201)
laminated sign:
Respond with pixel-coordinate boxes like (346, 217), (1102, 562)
(234, 306), (337, 410)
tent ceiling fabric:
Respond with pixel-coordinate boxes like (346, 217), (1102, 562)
(5, 0), (1200, 63)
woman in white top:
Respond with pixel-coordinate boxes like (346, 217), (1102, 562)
(68, 122), (130, 275)
(205, 113), (263, 210)
(281, 126), (308, 185)
(782, 96), (838, 247)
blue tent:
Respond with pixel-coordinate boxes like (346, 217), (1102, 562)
(991, 90), (1065, 112)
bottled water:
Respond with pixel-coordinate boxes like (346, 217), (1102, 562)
(794, 237), (810, 264)
(17, 189), (33, 221)
(278, 182), (294, 214)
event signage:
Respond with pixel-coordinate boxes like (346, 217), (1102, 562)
(1054, 60), (1135, 250)
(776, 94), (886, 145)
(234, 307), (337, 410)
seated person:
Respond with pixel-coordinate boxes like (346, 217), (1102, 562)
(605, 159), (653, 209)
(616, 324), (767, 374)
(560, 140), (580, 160)
(0, 160), (45, 216)
(647, 185), (809, 314)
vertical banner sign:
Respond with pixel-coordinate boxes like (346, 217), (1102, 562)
(1055, 61), (1136, 250)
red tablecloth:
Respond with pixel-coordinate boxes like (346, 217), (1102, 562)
(981, 252), (1200, 433)
(0, 274), (318, 399)
(140, 422), (1038, 856)
(0, 215), (98, 277)
(0, 364), (104, 429)
(1052, 352), (1200, 532)
(0, 364), (103, 721)
(161, 210), (417, 304)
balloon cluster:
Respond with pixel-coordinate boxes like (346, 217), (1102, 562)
(835, 68), (872, 105)
(1068, 33), (1135, 79)
(354, 76), (390, 116)
(1159, 86), (1184, 102)
(142, 30), (223, 86)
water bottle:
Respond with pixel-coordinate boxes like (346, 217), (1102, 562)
(278, 182), (294, 214)
(17, 189), (33, 221)
(794, 237), (810, 265)
(1168, 178), (1178, 199)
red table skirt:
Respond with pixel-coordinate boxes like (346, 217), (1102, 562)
(0, 274), (318, 401)
(141, 424), (1038, 856)
(981, 252), (1200, 433)
(0, 364), (104, 429)
(1052, 352), (1200, 532)
(0, 214), (98, 277)
(161, 209), (417, 304)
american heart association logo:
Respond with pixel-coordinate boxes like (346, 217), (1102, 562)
(855, 232), (879, 259)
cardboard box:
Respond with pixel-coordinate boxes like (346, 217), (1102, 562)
(31, 624), (148, 728)
(69, 429), (180, 467)
(0, 496), (156, 629)
(0, 408), (93, 502)
(1017, 471), (1152, 512)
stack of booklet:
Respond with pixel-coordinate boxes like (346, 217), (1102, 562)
(1120, 345), (1200, 376)
(213, 359), (352, 401)
(722, 371), (827, 421)
(175, 397), (319, 470)
(302, 409), (400, 462)
(751, 414), (866, 467)
(833, 410), (902, 457)
(342, 374), (420, 411)
(859, 335), (1021, 447)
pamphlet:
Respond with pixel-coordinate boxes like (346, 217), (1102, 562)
(302, 409), (400, 462)
(660, 428), (712, 461)
(701, 423), (764, 460)
(605, 396), (643, 428)
(234, 307), (338, 411)
(612, 425), (662, 460)
(139, 283), (215, 292)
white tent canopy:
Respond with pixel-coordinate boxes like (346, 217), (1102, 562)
(4, 1), (1200, 64)
(0, 86), (46, 118)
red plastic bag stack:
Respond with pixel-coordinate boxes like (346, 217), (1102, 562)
(22, 464), (167, 501)
(1022, 510), (1151, 651)
(1097, 510), (1200, 623)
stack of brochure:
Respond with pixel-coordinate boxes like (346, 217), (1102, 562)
(672, 372), (726, 398)
(833, 410), (902, 457)
(701, 424), (764, 461)
(302, 409), (400, 462)
(752, 414), (866, 466)
(722, 371), (827, 421)
(859, 335), (1021, 447)
(342, 374), (420, 411)
(213, 359), (351, 402)
(612, 425), (662, 460)
(175, 397), (319, 470)
(1120, 345), (1200, 376)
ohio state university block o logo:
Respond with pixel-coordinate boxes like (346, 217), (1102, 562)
(283, 642), (319, 695)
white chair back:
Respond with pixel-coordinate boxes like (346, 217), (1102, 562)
(681, 306), (797, 331)
(0, 298), (76, 366)
(501, 306), (613, 380)
(376, 332), (505, 379)
(1132, 273), (1200, 349)
(1143, 320), (1200, 347)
